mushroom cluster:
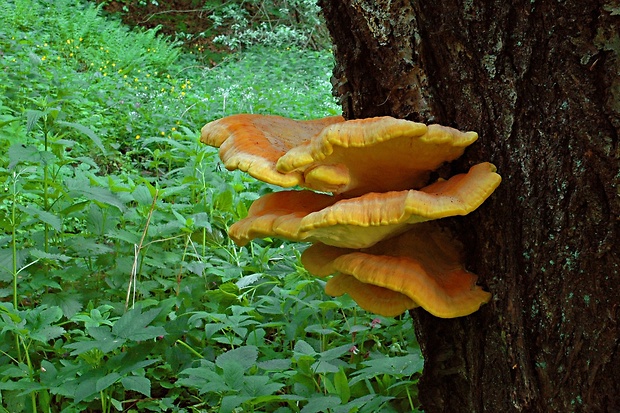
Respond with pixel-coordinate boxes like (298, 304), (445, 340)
(201, 114), (501, 318)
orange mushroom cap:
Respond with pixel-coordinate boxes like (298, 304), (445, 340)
(201, 114), (478, 196)
(326, 275), (418, 317)
(228, 190), (338, 246)
(200, 114), (344, 187)
(301, 223), (491, 318)
(229, 162), (501, 248)
(277, 120), (478, 196)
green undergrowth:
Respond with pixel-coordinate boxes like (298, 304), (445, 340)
(0, 0), (423, 412)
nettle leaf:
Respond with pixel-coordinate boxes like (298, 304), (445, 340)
(214, 189), (234, 212)
(132, 184), (153, 206)
(25, 109), (46, 134)
(105, 228), (142, 244)
(235, 273), (262, 289)
(30, 249), (72, 263)
(121, 375), (151, 397)
(0, 248), (29, 280)
(159, 183), (190, 199)
(112, 306), (166, 341)
(16, 205), (62, 231)
(65, 176), (126, 212)
(8, 144), (57, 169)
(184, 260), (209, 276)
(57, 121), (107, 155)
(65, 236), (114, 257)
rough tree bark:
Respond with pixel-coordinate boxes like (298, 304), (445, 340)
(319, 1), (619, 412)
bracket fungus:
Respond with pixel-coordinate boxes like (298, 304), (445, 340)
(201, 114), (501, 318)
(300, 224), (491, 318)
(201, 114), (479, 196)
(229, 162), (501, 249)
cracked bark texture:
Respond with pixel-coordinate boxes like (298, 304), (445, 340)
(319, 1), (620, 411)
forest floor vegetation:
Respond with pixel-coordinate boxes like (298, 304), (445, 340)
(0, 0), (423, 411)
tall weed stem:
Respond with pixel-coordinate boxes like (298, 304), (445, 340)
(125, 189), (159, 310)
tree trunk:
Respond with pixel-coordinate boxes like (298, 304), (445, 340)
(319, 1), (620, 411)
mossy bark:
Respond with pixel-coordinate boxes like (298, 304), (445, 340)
(320, 1), (620, 411)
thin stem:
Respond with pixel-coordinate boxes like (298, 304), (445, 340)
(43, 132), (49, 253)
(175, 339), (204, 359)
(125, 189), (159, 310)
(11, 174), (18, 311)
(21, 338), (37, 413)
(176, 235), (191, 297)
(10, 173), (22, 362)
(405, 386), (415, 412)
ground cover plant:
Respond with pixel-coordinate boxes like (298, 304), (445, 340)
(0, 0), (423, 411)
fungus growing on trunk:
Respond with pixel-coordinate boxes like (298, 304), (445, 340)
(229, 162), (501, 249)
(201, 114), (479, 196)
(301, 224), (491, 318)
(201, 114), (501, 318)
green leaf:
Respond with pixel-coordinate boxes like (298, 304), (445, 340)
(318, 343), (352, 362)
(106, 228), (141, 244)
(0, 303), (22, 323)
(112, 306), (166, 341)
(301, 394), (342, 413)
(257, 359), (292, 371)
(96, 372), (121, 392)
(294, 340), (317, 356)
(214, 189), (234, 212)
(25, 109), (46, 134)
(132, 184), (153, 206)
(26, 305), (65, 342)
(312, 359), (339, 374)
(242, 375), (284, 397)
(16, 205), (62, 231)
(216, 345), (258, 371)
(30, 249), (72, 263)
(41, 291), (83, 319)
(8, 144), (56, 168)
(65, 236), (114, 256)
(178, 365), (230, 394)
(57, 121), (107, 155)
(74, 370), (105, 402)
(349, 354), (424, 386)
(65, 176), (126, 212)
(334, 367), (350, 404)
(221, 361), (245, 391)
(220, 395), (252, 413)
(64, 325), (125, 355)
(121, 375), (151, 397)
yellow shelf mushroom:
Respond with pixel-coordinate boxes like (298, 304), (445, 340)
(201, 114), (501, 318)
